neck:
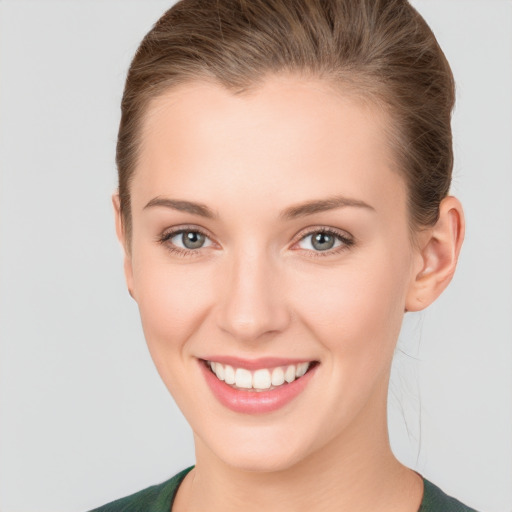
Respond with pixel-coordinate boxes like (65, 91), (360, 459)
(174, 385), (423, 512)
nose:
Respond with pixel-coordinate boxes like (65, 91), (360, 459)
(215, 246), (291, 343)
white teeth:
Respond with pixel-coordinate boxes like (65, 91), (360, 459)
(235, 368), (253, 389)
(224, 365), (235, 385)
(296, 362), (309, 377)
(214, 363), (225, 381)
(271, 367), (285, 386)
(253, 369), (271, 390)
(207, 360), (313, 390)
(284, 365), (296, 383)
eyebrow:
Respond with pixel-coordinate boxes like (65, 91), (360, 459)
(143, 194), (374, 220)
(144, 197), (218, 219)
(280, 195), (375, 220)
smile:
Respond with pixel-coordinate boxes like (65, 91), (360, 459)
(206, 360), (312, 391)
(199, 358), (319, 414)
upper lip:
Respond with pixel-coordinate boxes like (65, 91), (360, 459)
(200, 356), (317, 370)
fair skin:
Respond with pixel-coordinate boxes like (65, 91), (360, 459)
(114, 76), (464, 512)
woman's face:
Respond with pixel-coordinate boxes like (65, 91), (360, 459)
(122, 76), (420, 471)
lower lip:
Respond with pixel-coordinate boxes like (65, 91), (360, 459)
(199, 360), (318, 414)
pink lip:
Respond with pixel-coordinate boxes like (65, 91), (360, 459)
(198, 359), (319, 414)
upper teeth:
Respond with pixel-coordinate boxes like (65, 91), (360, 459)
(208, 361), (311, 391)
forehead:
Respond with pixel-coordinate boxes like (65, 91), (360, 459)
(134, 76), (406, 218)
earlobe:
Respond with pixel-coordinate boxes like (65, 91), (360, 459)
(112, 193), (136, 300)
(405, 196), (465, 312)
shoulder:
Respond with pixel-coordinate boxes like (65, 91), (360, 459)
(420, 478), (480, 512)
(87, 466), (194, 512)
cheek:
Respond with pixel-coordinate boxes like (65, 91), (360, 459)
(289, 251), (409, 364)
(131, 251), (215, 364)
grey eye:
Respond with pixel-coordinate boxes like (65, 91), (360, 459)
(180, 231), (207, 249)
(297, 230), (349, 253)
(310, 232), (336, 251)
(161, 228), (214, 254)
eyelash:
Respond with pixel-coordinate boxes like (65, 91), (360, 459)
(157, 225), (354, 259)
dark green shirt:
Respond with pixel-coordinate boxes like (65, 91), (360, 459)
(88, 466), (479, 511)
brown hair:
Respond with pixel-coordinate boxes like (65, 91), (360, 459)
(117, 0), (455, 239)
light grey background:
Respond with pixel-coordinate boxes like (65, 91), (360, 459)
(0, 1), (511, 511)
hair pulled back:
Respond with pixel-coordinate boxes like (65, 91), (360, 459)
(117, 0), (455, 238)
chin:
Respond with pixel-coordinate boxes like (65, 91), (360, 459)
(196, 422), (319, 474)
(220, 446), (305, 474)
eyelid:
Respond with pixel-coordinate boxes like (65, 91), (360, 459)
(293, 225), (353, 242)
(159, 224), (213, 241)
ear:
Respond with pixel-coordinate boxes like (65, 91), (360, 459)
(405, 196), (465, 312)
(112, 193), (136, 300)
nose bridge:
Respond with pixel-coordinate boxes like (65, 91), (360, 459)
(216, 242), (290, 342)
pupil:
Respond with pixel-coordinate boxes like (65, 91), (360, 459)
(312, 232), (334, 251)
(183, 231), (205, 249)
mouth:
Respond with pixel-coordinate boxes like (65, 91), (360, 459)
(199, 357), (319, 414)
(202, 359), (319, 392)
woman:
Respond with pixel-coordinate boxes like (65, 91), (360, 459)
(91, 0), (473, 510)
